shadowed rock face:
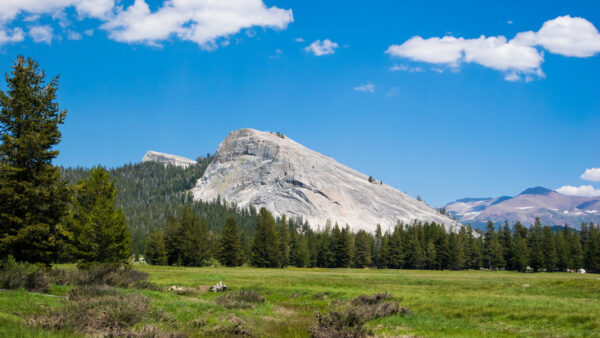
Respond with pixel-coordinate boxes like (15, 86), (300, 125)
(191, 128), (462, 232)
(142, 151), (196, 168)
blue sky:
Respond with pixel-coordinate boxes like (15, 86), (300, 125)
(0, 0), (599, 206)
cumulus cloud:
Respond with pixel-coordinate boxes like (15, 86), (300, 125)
(556, 185), (600, 197)
(67, 30), (82, 40)
(0, 0), (293, 49)
(354, 83), (375, 93)
(305, 39), (338, 56)
(101, 0), (293, 48)
(0, 28), (25, 46)
(386, 15), (600, 80)
(29, 25), (53, 44)
(581, 168), (600, 182)
(294, 37), (304, 42)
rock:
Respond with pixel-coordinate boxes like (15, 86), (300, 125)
(142, 150), (196, 168)
(211, 281), (227, 292)
(192, 129), (463, 233)
(578, 268), (586, 274)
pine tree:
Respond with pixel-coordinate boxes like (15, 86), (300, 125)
(145, 228), (167, 265)
(164, 215), (184, 265)
(541, 226), (557, 272)
(332, 224), (353, 268)
(424, 241), (437, 269)
(278, 221), (290, 268)
(555, 227), (570, 271)
(353, 230), (372, 268)
(568, 228), (583, 270)
(510, 222), (529, 272)
(372, 224), (383, 268)
(0, 56), (70, 265)
(528, 219), (545, 272)
(388, 225), (404, 269)
(218, 217), (243, 267)
(65, 166), (130, 264)
(379, 233), (390, 268)
(251, 208), (280, 267)
(180, 206), (210, 266)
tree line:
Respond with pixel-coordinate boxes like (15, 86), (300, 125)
(145, 205), (600, 273)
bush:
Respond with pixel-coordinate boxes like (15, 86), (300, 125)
(0, 256), (49, 293)
(29, 285), (155, 336)
(70, 263), (155, 289)
(213, 315), (253, 336)
(215, 290), (266, 309)
(309, 293), (404, 338)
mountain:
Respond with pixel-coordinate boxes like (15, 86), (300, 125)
(142, 150), (197, 168)
(445, 186), (600, 229)
(191, 128), (462, 233)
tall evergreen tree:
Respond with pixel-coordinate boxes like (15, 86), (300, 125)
(0, 56), (70, 265)
(353, 230), (372, 268)
(164, 215), (184, 265)
(388, 225), (404, 268)
(332, 224), (353, 268)
(145, 227), (167, 265)
(278, 220), (290, 268)
(528, 219), (545, 271)
(541, 226), (557, 272)
(65, 166), (130, 264)
(510, 222), (529, 272)
(251, 208), (280, 267)
(218, 217), (243, 267)
(180, 206), (210, 266)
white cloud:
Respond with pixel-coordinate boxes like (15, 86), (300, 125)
(67, 30), (82, 40)
(29, 25), (53, 44)
(101, 0), (293, 48)
(0, 0), (292, 49)
(0, 27), (25, 46)
(269, 48), (283, 59)
(294, 37), (304, 42)
(514, 15), (600, 57)
(354, 83), (375, 93)
(386, 15), (600, 80)
(557, 185), (600, 197)
(581, 168), (600, 182)
(304, 39), (338, 56)
(507, 20), (513, 25)
(390, 64), (423, 72)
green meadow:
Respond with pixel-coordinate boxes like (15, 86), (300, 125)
(1, 266), (599, 337)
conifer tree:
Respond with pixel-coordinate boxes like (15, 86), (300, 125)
(332, 224), (353, 268)
(510, 222), (529, 271)
(145, 227), (167, 265)
(555, 228), (570, 271)
(278, 220), (290, 268)
(293, 233), (310, 267)
(65, 166), (130, 264)
(379, 232), (390, 268)
(372, 224), (383, 268)
(528, 219), (545, 271)
(353, 230), (372, 268)
(218, 217), (243, 267)
(0, 56), (70, 265)
(164, 215), (184, 265)
(180, 207), (210, 266)
(541, 226), (557, 271)
(424, 241), (437, 269)
(251, 208), (280, 267)
(388, 225), (404, 268)
(568, 228), (583, 270)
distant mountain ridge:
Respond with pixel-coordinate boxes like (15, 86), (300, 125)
(445, 186), (600, 229)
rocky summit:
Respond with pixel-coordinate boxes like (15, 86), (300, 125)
(142, 150), (197, 168)
(191, 128), (462, 233)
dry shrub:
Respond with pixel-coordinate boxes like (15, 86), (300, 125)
(213, 315), (253, 337)
(29, 285), (154, 336)
(308, 293), (405, 338)
(215, 290), (266, 309)
(0, 257), (49, 293)
(67, 263), (161, 290)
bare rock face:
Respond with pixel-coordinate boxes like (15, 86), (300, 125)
(142, 151), (196, 168)
(191, 128), (462, 233)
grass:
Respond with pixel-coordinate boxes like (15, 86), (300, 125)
(1, 265), (599, 337)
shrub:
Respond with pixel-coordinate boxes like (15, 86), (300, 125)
(0, 256), (49, 293)
(213, 315), (253, 337)
(215, 290), (266, 309)
(70, 263), (155, 289)
(29, 285), (155, 336)
(309, 293), (404, 338)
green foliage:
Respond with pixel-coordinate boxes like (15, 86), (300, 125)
(218, 217), (243, 267)
(64, 166), (130, 264)
(144, 228), (167, 265)
(0, 56), (70, 265)
(251, 208), (280, 267)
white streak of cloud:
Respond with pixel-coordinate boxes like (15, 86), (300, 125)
(354, 83), (375, 93)
(386, 15), (600, 80)
(29, 25), (53, 44)
(557, 185), (600, 197)
(581, 168), (600, 182)
(304, 39), (338, 56)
